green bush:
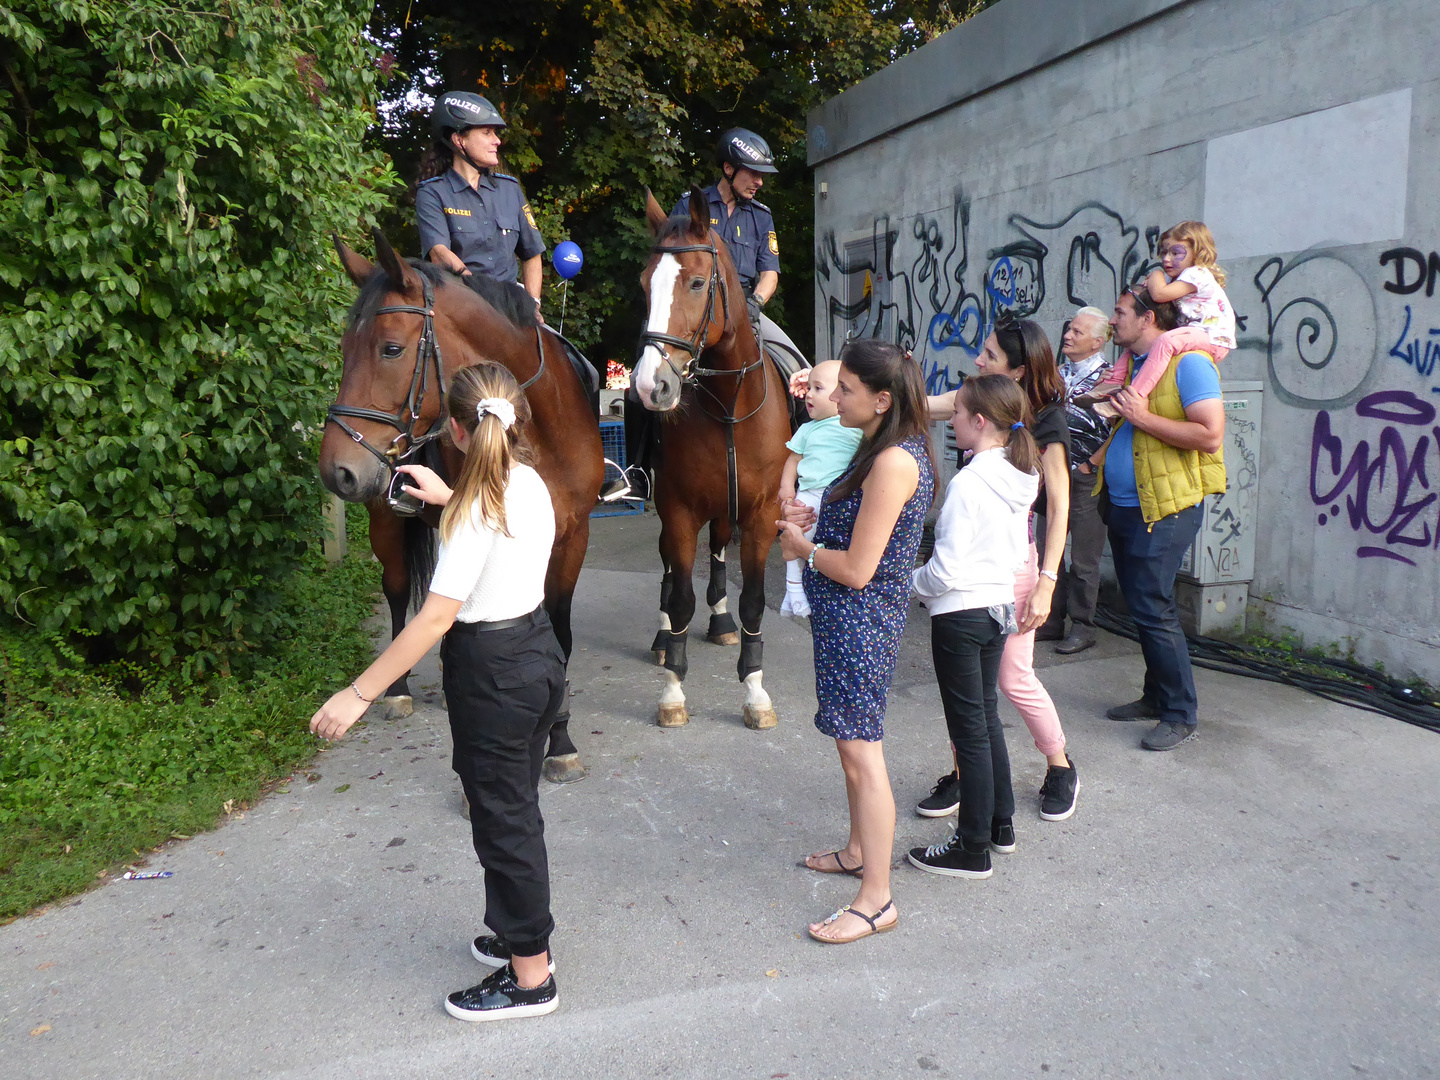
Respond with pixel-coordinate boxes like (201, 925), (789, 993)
(0, 0), (398, 669)
(0, 526), (381, 919)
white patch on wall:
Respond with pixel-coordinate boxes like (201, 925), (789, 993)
(1203, 89), (1411, 259)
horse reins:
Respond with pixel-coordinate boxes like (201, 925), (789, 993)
(638, 238), (770, 529)
(326, 273), (547, 513)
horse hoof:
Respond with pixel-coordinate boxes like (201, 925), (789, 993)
(707, 632), (741, 646)
(744, 704), (778, 731)
(653, 649), (667, 666)
(657, 703), (690, 728)
(543, 754), (587, 785)
(380, 695), (414, 721)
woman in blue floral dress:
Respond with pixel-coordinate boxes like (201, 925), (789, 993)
(777, 340), (935, 944)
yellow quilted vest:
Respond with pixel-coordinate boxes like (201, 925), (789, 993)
(1096, 350), (1226, 524)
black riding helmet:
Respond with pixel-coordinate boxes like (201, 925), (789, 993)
(432, 91), (507, 140)
(716, 127), (778, 175)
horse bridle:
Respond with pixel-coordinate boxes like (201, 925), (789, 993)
(326, 273), (547, 513)
(637, 238), (772, 529)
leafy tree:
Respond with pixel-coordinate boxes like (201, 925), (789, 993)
(365, 0), (992, 362)
(0, 0), (398, 669)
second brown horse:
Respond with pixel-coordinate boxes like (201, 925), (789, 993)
(633, 189), (791, 729)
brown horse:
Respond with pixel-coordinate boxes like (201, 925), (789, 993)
(320, 229), (603, 783)
(634, 189), (791, 729)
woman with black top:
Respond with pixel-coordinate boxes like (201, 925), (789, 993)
(923, 319), (1079, 826)
(311, 361), (565, 1023)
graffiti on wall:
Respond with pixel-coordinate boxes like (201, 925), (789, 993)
(816, 193), (1159, 393)
(1311, 390), (1439, 566)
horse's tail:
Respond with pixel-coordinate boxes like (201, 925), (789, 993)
(403, 514), (436, 613)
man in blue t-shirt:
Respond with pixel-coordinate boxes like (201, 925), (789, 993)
(1097, 287), (1225, 751)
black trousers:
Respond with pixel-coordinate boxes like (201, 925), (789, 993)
(441, 608), (566, 957)
(931, 608), (1014, 847)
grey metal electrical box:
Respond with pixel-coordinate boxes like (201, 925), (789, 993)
(1176, 381), (1263, 637)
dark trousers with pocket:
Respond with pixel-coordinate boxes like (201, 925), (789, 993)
(441, 608), (566, 958)
(1106, 501), (1204, 727)
(931, 608), (1014, 847)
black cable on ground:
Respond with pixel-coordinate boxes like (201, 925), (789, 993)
(1093, 602), (1440, 736)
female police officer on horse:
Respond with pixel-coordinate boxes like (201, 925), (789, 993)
(417, 91), (546, 315)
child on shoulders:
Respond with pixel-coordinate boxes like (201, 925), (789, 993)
(1086, 220), (1235, 416)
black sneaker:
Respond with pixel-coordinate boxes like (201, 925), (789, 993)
(1039, 759), (1079, 821)
(1141, 721), (1197, 751)
(990, 819), (1016, 854)
(907, 833), (992, 878)
(916, 771), (961, 818)
(445, 965), (558, 1022)
(1106, 697), (1161, 721)
(472, 935), (556, 973)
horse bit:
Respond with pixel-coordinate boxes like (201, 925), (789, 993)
(326, 273), (546, 516)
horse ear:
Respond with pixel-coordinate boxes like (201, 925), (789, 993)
(644, 189), (668, 236)
(687, 185), (709, 237)
(372, 227), (420, 295)
(333, 233), (374, 287)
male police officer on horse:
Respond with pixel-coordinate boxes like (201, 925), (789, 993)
(670, 128), (805, 375)
(625, 128), (806, 486)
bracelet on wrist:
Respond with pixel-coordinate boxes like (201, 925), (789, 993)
(807, 542), (825, 572)
(351, 683), (373, 703)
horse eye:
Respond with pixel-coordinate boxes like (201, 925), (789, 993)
(690, 278), (705, 290)
(381, 342), (405, 359)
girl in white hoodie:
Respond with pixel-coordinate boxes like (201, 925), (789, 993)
(908, 375), (1040, 880)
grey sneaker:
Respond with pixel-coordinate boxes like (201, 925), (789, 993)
(1141, 721), (1197, 751)
(1106, 697), (1161, 721)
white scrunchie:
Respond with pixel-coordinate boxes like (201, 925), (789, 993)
(475, 397), (516, 430)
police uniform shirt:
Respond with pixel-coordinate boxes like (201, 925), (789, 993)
(672, 184), (779, 293)
(416, 169), (545, 282)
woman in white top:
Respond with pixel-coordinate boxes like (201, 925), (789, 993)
(907, 375), (1039, 881)
(310, 361), (565, 1024)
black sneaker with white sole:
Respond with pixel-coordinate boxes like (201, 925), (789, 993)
(990, 819), (1016, 854)
(916, 771), (961, 818)
(445, 965), (558, 1022)
(907, 833), (992, 878)
(1039, 759), (1079, 821)
(472, 935), (556, 973)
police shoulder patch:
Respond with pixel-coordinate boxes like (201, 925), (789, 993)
(768, 230), (778, 255)
(523, 203), (538, 230)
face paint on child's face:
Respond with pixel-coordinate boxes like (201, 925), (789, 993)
(1161, 242), (1193, 276)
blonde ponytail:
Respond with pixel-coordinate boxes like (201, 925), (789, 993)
(439, 362), (532, 543)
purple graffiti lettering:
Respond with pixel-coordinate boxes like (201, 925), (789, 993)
(1310, 390), (1440, 566)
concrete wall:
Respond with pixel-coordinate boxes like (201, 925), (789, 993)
(808, 0), (1440, 681)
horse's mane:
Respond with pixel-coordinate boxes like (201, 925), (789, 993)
(347, 258), (537, 330)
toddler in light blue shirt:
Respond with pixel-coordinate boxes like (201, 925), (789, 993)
(779, 360), (863, 616)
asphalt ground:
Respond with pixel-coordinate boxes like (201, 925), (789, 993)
(4, 509), (1438, 1079)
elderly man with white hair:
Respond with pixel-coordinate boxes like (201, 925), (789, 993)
(1034, 306), (1114, 654)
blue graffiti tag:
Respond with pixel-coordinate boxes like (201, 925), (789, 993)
(1387, 304), (1440, 393)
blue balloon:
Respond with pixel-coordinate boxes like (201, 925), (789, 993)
(552, 240), (584, 280)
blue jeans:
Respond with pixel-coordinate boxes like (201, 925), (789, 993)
(1106, 501), (1203, 727)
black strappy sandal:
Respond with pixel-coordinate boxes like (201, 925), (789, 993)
(803, 850), (863, 877)
(808, 899), (899, 944)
